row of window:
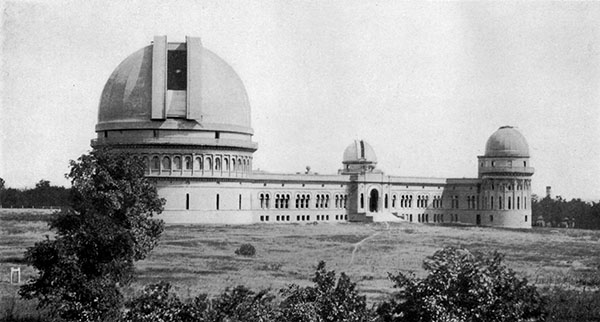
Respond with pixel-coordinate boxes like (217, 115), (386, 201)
(258, 193), (348, 210)
(259, 214), (349, 222)
(485, 182), (530, 191)
(484, 196), (527, 210)
(410, 213), (459, 223)
(143, 154), (251, 175)
(481, 160), (528, 168)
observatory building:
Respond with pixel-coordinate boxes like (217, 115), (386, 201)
(93, 36), (534, 228)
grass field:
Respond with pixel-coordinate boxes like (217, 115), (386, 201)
(1, 208), (599, 320)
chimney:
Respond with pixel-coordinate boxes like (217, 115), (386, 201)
(546, 186), (552, 198)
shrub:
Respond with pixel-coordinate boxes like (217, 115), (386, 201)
(235, 243), (256, 257)
(279, 261), (374, 322)
(377, 246), (546, 322)
(124, 281), (206, 322)
(206, 286), (277, 322)
(543, 287), (600, 322)
(125, 283), (275, 322)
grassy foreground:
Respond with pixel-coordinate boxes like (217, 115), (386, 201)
(1, 209), (599, 320)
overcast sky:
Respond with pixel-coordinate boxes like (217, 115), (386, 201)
(1, 1), (599, 200)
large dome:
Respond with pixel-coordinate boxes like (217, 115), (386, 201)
(97, 43), (252, 134)
(343, 140), (377, 164)
(484, 126), (529, 157)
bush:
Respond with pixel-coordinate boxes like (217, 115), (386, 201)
(124, 281), (207, 322)
(279, 261), (373, 322)
(377, 246), (546, 322)
(543, 287), (600, 322)
(125, 282), (275, 322)
(235, 243), (256, 257)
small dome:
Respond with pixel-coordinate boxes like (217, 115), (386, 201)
(485, 126), (530, 157)
(343, 140), (377, 164)
(97, 43), (252, 133)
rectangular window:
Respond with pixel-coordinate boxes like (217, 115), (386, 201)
(186, 193), (189, 210)
(167, 50), (187, 90)
(216, 194), (220, 210)
(239, 194), (242, 210)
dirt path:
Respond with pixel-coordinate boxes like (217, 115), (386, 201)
(348, 223), (390, 267)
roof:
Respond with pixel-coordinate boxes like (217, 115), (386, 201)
(484, 126), (530, 157)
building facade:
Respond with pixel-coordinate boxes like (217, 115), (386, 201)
(93, 36), (534, 228)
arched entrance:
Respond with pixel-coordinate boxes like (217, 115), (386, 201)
(369, 189), (379, 212)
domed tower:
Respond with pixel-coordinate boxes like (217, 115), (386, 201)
(340, 140), (378, 174)
(93, 36), (257, 178)
(478, 126), (534, 228)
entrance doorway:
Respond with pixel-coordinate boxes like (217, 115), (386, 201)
(369, 189), (379, 212)
(476, 214), (481, 225)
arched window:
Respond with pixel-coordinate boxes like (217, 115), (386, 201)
(260, 194), (265, 209)
(384, 194), (389, 208)
(162, 157), (171, 170)
(517, 197), (520, 209)
(142, 157), (150, 172)
(173, 156), (182, 170)
(185, 156), (192, 170)
(360, 193), (364, 209)
(335, 195), (339, 208)
(508, 197), (512, 210)
(325, 195), (330, 208)
(392, 195), (397, 208)
(491, 196), (494, 209)
(215, 158), (221, 171)
(232, 159), (236, 172)
(499, 197), (503, 209)
(151, 156), (160, 170)
(224, 158), (229, 171)
(195, 157), (202, 171)
(205, 157), (212, 171)
(265, 194), (270, 208)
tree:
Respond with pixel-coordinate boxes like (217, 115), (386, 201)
(19, 148), (165, 321)
(0, 177), (4, 207)
(378, 247), (546, 322)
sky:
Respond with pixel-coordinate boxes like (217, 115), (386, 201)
(1, 0), (599, 201)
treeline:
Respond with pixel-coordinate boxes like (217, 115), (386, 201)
(532, 195), (600, 229)
(0, 178), (71, 208)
